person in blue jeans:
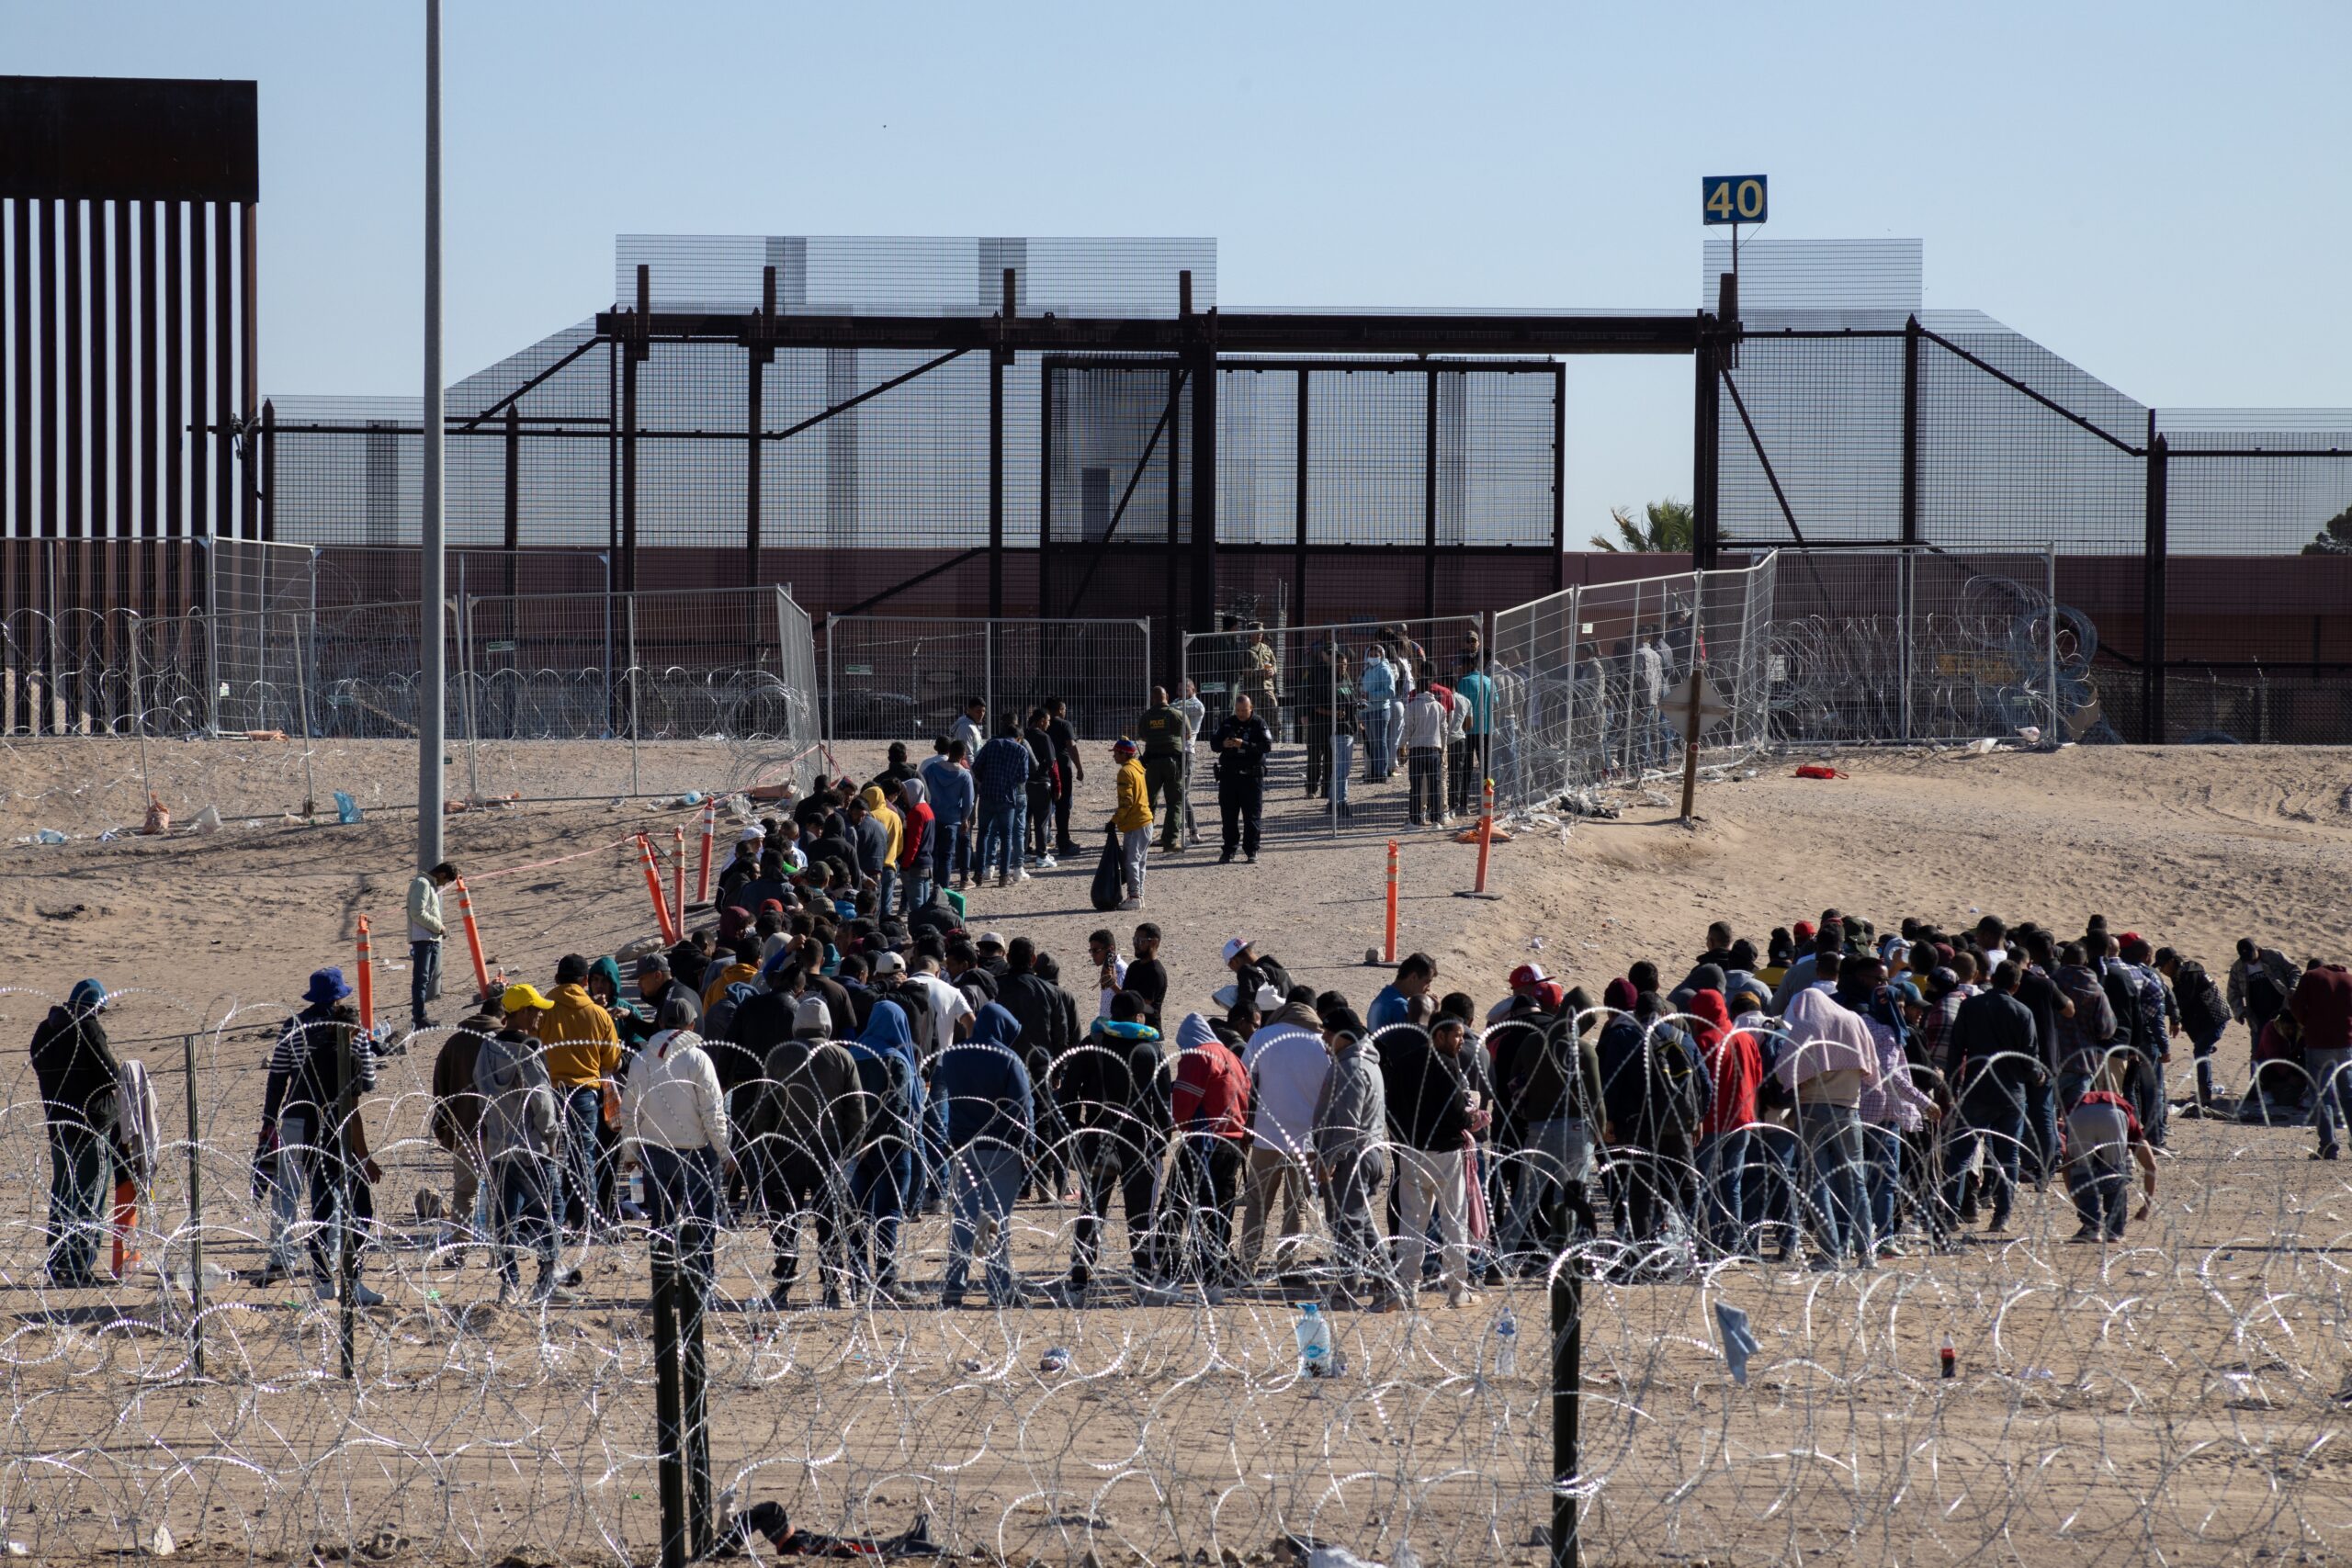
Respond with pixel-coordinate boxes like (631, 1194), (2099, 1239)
(933, 1004), (1035, 1307)
(843, 1000), (924, 1302)
(970, 717), (1032, 887)
(921, 739), (976, 892)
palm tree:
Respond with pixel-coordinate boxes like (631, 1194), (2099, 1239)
(1591, 499), (1695, 553)
(2301, 503), (2352, 556)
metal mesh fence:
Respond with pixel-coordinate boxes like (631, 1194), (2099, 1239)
(822, 617), (1151, 742)
(1752, 547), (2085, 746)
(0, 586), (820, 833)
(1489, 559), (1777, 813)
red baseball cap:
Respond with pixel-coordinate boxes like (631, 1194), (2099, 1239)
(1509, 963), (1549, 989)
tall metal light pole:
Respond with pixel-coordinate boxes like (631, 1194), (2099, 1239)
(417, 0), (447, 869)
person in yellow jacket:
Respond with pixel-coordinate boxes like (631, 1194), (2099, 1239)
(1112, 738), (1154, 911)
(701, 937), (763, 1014)
(539, 955), (622, 1236)
(859, 784), (906, 918)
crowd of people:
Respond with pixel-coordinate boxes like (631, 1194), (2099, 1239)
(29, 765), (2352, 1306)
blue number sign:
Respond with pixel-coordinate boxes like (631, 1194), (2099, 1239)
(1702, 175), (1768, 226)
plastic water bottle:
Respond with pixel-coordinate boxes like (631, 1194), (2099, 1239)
(1495, 1309), (1519, 1378)
(1295, 1302), (1333, 1379)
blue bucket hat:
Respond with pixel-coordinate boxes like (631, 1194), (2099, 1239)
(68, 978), (107, 1015)
(305, 967), (354, 1009)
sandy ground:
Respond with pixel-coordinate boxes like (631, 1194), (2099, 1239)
(0, 738), (2349, 1565)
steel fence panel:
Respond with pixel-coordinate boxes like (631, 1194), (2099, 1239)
(824, 616), (1150, 741)
(1759, 547), (2082, 746)
(1489, 558), (1780, 814)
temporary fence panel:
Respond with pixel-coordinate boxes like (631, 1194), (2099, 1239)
(1757, 547), (2075, 746)
(1487, 559), (1777, 814)
(823, 616), (1151, 741)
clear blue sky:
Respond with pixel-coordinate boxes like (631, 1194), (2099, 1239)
(13, 0), (2348, 544)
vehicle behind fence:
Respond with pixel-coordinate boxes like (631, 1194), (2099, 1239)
(823, 616), (1150, 741)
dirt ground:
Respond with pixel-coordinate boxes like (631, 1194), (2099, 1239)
(0, 737), (2349, 1565)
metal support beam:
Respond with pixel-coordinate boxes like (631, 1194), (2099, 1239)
(1422, 364), (1439, 621)
(621, 263), (645, 595)
(1294, 366), (1310, 628)
(1185, 305), (1217, 638)
(1550, 362), (1566, 594)
(214, 201), (234, 539)
(1900, 315), (1921, 546)
(989, 265), (1011, 620)
(2144, 421), (2167, 744)
(238, 199), (259, 539)
(1690, 318), (1721, 569)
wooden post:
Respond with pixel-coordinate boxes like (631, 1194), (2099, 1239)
(1677, 661), (1705, 823)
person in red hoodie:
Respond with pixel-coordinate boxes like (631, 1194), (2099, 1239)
(1167, 1010), (1251, 1303)
(1689, 987), (1761, 1257)
(892, 776), (936, 916)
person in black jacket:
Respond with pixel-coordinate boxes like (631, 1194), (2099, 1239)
(258, 969), (385, 1303)
(31, 978), (123, 1287)
(1947, 962), (2042, 1233)
(1053, 1002), (1170, 1300)
(997, 939), (1074, 1201)
(1378, 1005), (1483, 1308)
(1208, 696), (1276, 865)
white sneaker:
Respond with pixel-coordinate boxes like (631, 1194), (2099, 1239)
(1037, 856), (1057, 870)
(1016, 869), (1032, 883)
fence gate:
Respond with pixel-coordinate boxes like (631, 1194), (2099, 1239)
(824, 617), (1152, 741)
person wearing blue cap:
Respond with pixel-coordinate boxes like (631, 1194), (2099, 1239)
(29, 978), (123, 1287)
(258, 967), (384, 1303)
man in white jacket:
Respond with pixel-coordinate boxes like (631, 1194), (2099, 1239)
(406, 862), (459, 1033)
(621, 1028), (736, 1290)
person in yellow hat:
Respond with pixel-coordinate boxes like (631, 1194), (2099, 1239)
(539, 955), (622, 1240)
(478, 982), (566, 1305)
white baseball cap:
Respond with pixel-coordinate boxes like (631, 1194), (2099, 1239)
(1221, 937), (1252, 964)
(872, 952), (907, 976)
(737, 826), (765, 844)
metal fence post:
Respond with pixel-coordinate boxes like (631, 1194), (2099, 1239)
(1561, 587), (1581, 801)
(1898, 547), (1914, 743)
(651, 1241), (687, 1568)
(291, 608), (319, 818)
(825, 617), (837, 752)
(202, 539), (220, 736)
(2046, 543), (2060, 742)
(984, 620), (994, 728)
(181, 1032), (205, 1380)
(1139, 619), (1152, 719)
(627, 592), (641, 796)
(1552, 1248), (1581, 1568)
(456, 592), (481, 807)
(127, 612), (153, 803)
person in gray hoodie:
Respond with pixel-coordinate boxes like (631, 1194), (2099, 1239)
(474, 995), (565, 1305)
(1310, 1006), (1393, 1308)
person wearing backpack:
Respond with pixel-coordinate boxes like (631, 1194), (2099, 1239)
(933, 1002), (1036, 1308)
(1053, 1007), (1168, 1301)
(2156, 947), (2233, 1112)
(258, 968), (386, 1303)
(842, 998), (924, 1303)
(745, 997), (866, 1309)
(1496, 1007), (1602, 1267)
